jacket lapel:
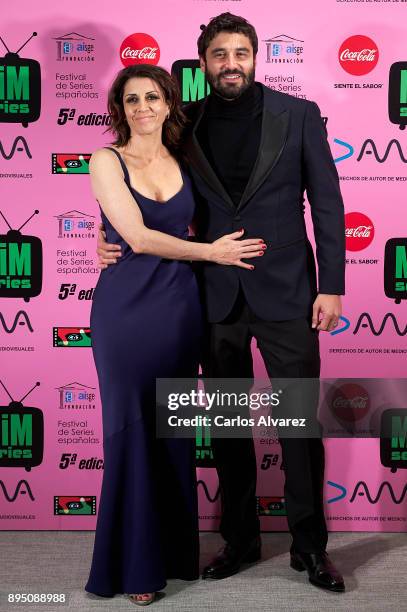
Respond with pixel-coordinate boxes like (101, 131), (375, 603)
(185, 85), (290, 213)
(237, 106), (290, 211)
(184, 100), (235, 211)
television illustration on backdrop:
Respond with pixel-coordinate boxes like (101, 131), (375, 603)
(0, 32), (41, 127)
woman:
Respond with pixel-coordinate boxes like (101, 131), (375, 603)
(84, 64), (264, 605)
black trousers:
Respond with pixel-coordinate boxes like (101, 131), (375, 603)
(201, 289), (328, 553)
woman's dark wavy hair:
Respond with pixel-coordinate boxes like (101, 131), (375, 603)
(197, 12), (258, 59)
(106, 64), (186, 154)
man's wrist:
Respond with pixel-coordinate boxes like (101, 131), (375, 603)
(204, 243), (215, 262)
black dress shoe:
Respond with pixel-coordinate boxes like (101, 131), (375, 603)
(202, 537), (261, 580)
(290, 550), (345, 592)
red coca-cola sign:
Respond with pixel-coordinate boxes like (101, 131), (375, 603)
(338, 35), (379, 76)
(331, 383), (370, 422)
(120, 33), (160, 67)
(345, 212), (375, 251)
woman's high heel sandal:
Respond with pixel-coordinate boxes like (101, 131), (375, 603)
(128, 592), (155, 606)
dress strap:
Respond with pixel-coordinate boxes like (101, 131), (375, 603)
(104, 147), (131, 185)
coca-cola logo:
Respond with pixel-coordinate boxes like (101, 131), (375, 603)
(345, 212), (375, 251)
(331, 384), (370, 422)
(338, 35), (379, 76)
(119, 33), (160, 67)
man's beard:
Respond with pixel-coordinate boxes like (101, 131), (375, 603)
(205, 66), (255, 100)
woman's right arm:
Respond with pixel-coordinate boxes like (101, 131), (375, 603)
(91, 149), (264, 269)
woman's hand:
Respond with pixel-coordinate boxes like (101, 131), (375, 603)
(97, 223), (122, 270)
(209, 229), (266, 269)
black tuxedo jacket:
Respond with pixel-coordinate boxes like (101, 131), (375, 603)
(183, 83), (345, 323)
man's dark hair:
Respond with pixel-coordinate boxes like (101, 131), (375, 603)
(197, 12), (258, 59)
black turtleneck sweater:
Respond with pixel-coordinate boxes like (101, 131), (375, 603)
(196, 82), (263, 206)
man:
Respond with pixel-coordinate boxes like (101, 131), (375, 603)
(98, 13), (346, 593)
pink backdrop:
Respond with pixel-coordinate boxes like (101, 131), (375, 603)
(1, 0), (406, 532)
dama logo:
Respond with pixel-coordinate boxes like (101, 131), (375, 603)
(0, 479), (35, 502)
(0, 210), (42, 300)
(327, 480), (407, 505)
(0, 380), (43, 470)
(333, 138), (407, 164)
(0, 136), (31, 160)
(384, 238), (407, 304)
(0, 32), (41, 126)
(333, 138), (354, 164)
(0, 310), (33, 334)
(331, 313), (407, 337)
(171, 60), (210, 103)
(352, 313), (407, 337)
(197, 479), (221, 503)
(388, 62), (407, 130)
(357, 139), (407, 163)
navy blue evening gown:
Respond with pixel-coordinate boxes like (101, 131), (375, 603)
(85, 148), (202, 597)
